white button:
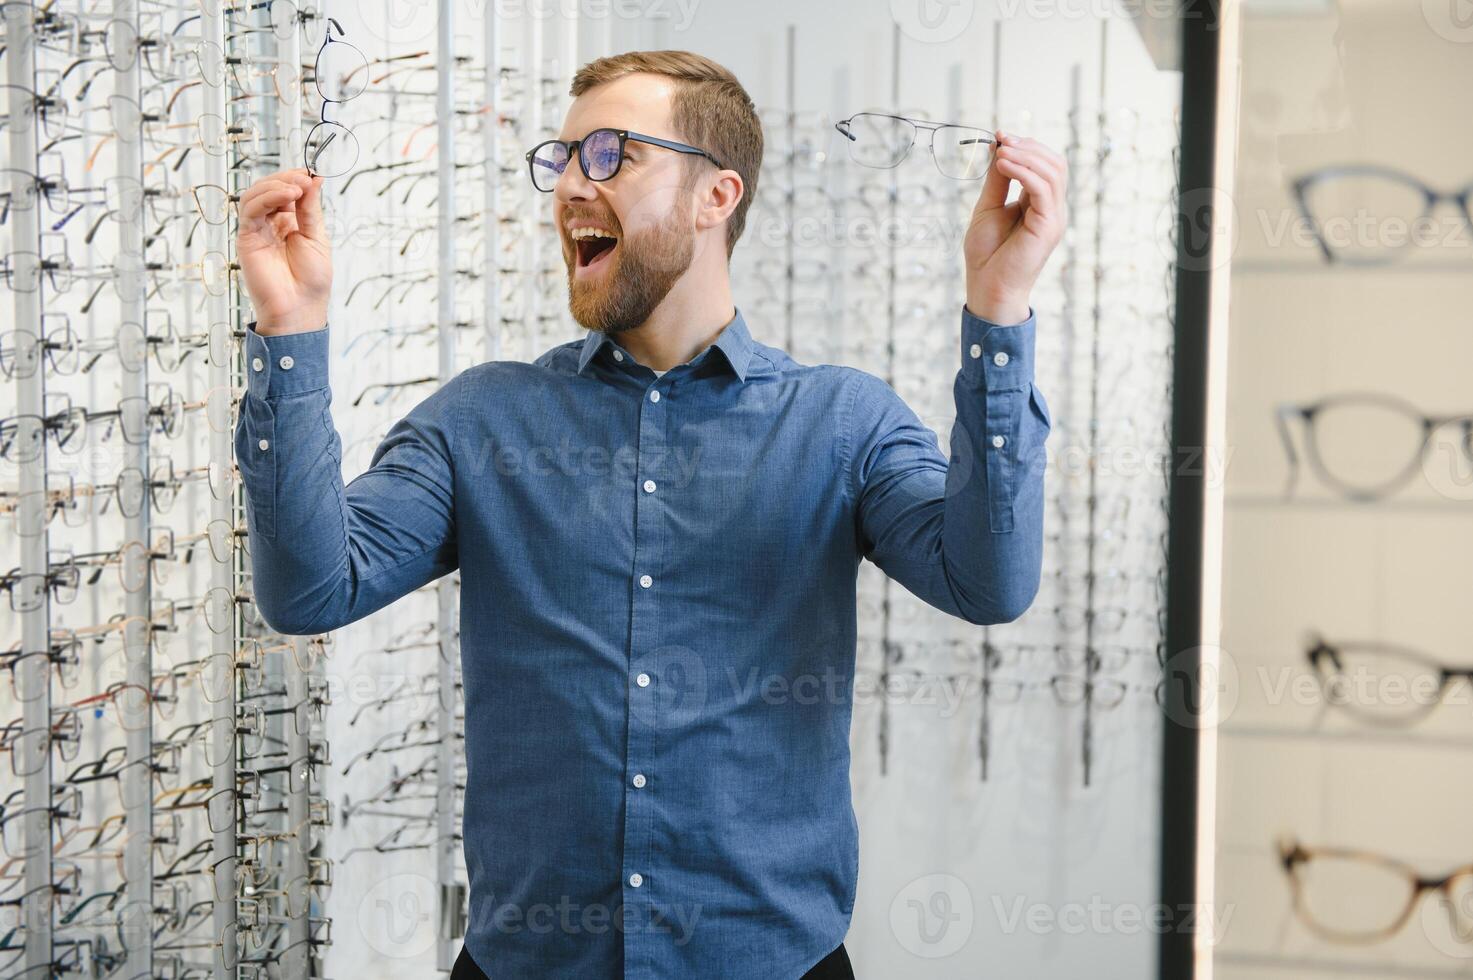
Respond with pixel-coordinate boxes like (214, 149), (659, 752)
(632, 773), (646, 788)
(251, 356), (263, 372)
(636, 672), (650, 687)
(969, 343), (982, 359)
(993, 351), (1009, 366)
(613, 350), (624, 362)
(629, 873), (643, 888)
(279, 355), (294, 370)
(639, 574), (652, 589)
(992, 435), (1006, 449)
(649, 390), (660, 402)
(258, 438), (270, 451)
(643, 480), (656, 493)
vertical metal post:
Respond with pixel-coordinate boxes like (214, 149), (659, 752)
(276, 10), (313, 974)
(5, 2), (52, 973)
(1080, 19), (1109, 789)
(113, 0), (155, 973)
(523, 13), (543, 361)
(435, 0), (461, 970)
(484, 5), (502, 362)
(202, 1), (237, 975)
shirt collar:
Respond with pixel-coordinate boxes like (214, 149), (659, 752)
(576, 308), (754, 383)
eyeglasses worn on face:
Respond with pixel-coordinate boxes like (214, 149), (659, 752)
(525, 128), (724, 193)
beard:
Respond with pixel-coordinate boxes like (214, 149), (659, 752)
(565, 195), (695, 335)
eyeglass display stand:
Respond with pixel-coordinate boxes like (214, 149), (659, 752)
(875, 22), (902, 778)
(782, 25), (797, 355)
(978, 19), (1008, 784)
(203, 6), (240, 978)
(113, 1), (155, 974)
(1078, 20), (1111, 790)
(6, 4), (53, 975)
(435, 0), (465, 971)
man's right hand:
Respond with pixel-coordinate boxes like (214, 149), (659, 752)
(237, 167), (332, 334)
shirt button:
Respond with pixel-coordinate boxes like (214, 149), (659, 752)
(649, 390), (660, 403)
(632, 773), (646, 788)
(639, 574), (652, 589)
(969, 343), (982, 359)
(993, 351), (1009, 366)
(279, 355), (294, 370)
(643, 479), (656, 493)
(636, 673), (650, 688)
(629, 873), (643, 888)
(258, 438), (270, 451)
(251, 356), (264, 372)
(613, 350), (624, 362)
(992, 435), (1006, 449)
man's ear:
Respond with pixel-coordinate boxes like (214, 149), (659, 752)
(696, 169), (744, 235)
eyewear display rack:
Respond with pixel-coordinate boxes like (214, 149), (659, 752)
(319, 4), (578, 978)
(729, 21), (1179, 791)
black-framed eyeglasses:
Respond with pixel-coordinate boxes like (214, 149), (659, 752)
(525, 128), (724, 193)
(1291, 165), (1473, 266)
(1274, 391), (1473, 501)
(304, 17), (367, 178)
(835, 111), (995, 180)
(1305, 633), (1473, 727)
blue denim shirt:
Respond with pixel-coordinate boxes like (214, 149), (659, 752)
(234, 304), (1049, 978)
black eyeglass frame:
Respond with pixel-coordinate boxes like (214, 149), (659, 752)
(524, 128), (725, 193)
(1291, 164), (1473, 266)
(304, 16), (365, 178)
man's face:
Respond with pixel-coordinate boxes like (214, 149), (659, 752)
(552, 74), (701, 334)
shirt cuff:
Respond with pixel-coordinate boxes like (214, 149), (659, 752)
(960, 304), (1035, 391)
(244, 320), (330, 398)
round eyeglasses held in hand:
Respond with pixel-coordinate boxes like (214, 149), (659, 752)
(525, 128), (725, 193)
(835, 111), (996, 181)
(304, 17), (367, 178)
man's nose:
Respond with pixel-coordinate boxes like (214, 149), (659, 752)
(553, 148), (596, 204)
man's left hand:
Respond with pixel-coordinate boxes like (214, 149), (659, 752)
(963, 130), (1068, 325)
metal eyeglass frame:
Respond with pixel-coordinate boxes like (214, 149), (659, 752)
(525, 128), (725, 193)
(834, 111), (996, 179)
(304, 17), (365, 177)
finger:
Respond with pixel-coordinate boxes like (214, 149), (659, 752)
(996, 139), (1066, 188)
(238, 170), (312, 209)
(995, 145), (1065, 213)
(975, 130), (1012, 212)
(295, 175), (326, 241)
(239, 182), (304, 222)
(992, 156), (1055, 222)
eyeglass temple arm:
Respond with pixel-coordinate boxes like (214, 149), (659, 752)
(1273, 404), (1303, 499)
(627, 132), (724, 170)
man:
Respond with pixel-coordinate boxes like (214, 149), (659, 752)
(235, 49), (1061, 980)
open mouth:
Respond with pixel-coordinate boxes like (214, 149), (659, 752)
(571, 226), (619, 276)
